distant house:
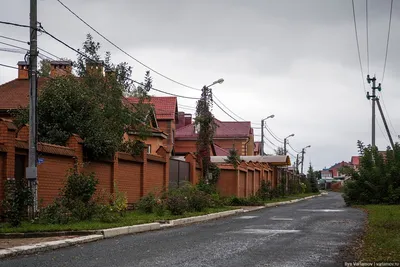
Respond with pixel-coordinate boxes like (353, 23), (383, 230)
(254, 141), (262, 155)
(350, 156), (360, 171)
(174, 118), (255, 156)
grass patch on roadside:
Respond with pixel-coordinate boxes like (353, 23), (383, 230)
(264, 192), (321, 204)
(0, 207), (235, 233)
(358, 205), (400, 262)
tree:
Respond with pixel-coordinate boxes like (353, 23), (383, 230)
(225, 145), (240, 169)
(195, 86), (217, 182)
(343, 141), (400, 205)
(38, 59), (51, 77)
(274, 146), (285, 155)
(14, 34), (152, 159)
(307, 164), (319, 193)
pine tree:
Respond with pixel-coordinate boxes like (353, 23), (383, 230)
(307, 164), (319, 193)
(225, 145), (240, 169)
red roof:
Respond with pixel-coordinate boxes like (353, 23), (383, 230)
(126, 96), (177, 120)
(176, 119), (252, 140)
(0, 78), (50, 110)
(213, 144), (230, 156)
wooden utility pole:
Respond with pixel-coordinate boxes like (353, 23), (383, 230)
(27, 0), (38, 214)
(367, 75), (380, 147)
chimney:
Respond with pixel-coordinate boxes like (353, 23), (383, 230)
(184, 114), (192, 126)
(17, 61), (29, 80)
(50, 60), (72, 77)
(176, 112), (185, 129)
(86, 60), (104, 76)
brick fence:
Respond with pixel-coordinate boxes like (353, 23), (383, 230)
(0, 120), (169, 207)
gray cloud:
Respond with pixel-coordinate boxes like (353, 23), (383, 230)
(1, 0), (399, 170)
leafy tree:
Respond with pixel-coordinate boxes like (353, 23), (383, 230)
(307, 163), (319, 193)
(14, 34), (152, 159)
(195, 85), (217, 182)
(343, 141), (400, 205)
(274, 146), (285, 155)
(225, 145), (240, 169)
(38, 59), (51, 77)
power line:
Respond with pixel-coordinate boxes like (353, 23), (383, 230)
(56, 0), (201, 91)
(288, 143), (301, 154)
(264, 125), (284, 143)
(212, 93), (247, 121)
(382, 0), (394, 84)
(351, 0), (367, 94)
(366, 0), (370, 75)
(0, 21), (32, 29)
(0, 63), (19, 70)
(213, 100), (239, 121)
(0, 35), (27, 44)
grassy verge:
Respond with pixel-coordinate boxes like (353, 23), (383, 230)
(264, 192), (321, 204)
(358, 205), (400, 262)
(0, 207), (235, 233)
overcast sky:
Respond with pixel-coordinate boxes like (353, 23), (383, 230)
(1, 0), (399, 170)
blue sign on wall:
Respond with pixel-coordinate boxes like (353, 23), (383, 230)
(38, 158), (44, 165)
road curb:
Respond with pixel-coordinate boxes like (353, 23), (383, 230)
(102, 222), (160, 238)
(0, 234), (103, 259)
(169, 209), (244, 226)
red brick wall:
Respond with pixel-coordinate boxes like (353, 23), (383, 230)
(116, 160), (141, 203)
(0, 153), (5, 203)
(145, 160), (165, 195)
(247, 169), (254, 196)
(84, 161), (113, 198)
(217, 169), (237, 197)
(238, 171), (246, 198)
(37, 154), (75, 206)
(254, 169), (261, 193)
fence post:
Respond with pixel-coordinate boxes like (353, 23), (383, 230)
(156, 146), (169, 191)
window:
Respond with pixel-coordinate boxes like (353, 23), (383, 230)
(147, 145), (151, 154)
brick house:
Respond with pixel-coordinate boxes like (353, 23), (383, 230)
(0, 60), (169, 155)
(254, 141), (261, 155)
(127, 96), (179, 154)
(174, 118), (255, 156)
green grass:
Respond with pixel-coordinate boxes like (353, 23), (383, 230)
(0, 207), (235, 233)
(264, 192), (320, 204)
(358, 205), (400, 262)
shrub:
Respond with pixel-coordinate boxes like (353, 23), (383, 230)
(300, 182), (306, 194)
(62, 172), (98, 207)
(96, 205), (120, 223)
(166, 194), (189, 215)
(110, 183), (128, 216)
(257, 180), (271, 201)
(154, 199), (166, 216)
(2, 179), (33, 227)
(228, 195), (263, 206)
(136, 193), (156, 213)
(37, 200), (70, 224)
(188, 190), (211, 212)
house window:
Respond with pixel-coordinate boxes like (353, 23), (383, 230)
(147, 145), (151, 154)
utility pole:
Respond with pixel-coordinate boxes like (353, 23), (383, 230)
(376, 98), (395, 148)
(261, 119), (264, 156)
(301, 149), (305, 174)
(284, 139), (287, 155)
(367, 75), (380, 147)
(296, 154), (299, 173)
(27, 0), (38, 214)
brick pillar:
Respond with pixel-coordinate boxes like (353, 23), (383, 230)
(240, 161), (248, 197)
(156, 146), (169, 191)
(0, 120), (17, 202)
(111, 152), (119, 194)
(185, 153), (197, 185)
(140, 145), (148, 197)
(66, 134), (84, 173)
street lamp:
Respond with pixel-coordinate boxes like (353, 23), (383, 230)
(261, 115), (275, 156)
(300, 145), (311, 174)
(207, 78), (224, 88)
(283, 133), (295, 155)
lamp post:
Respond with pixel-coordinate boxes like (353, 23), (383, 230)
(261, 115), (275, 156)
(199, 78), (224, 182)
(301, 145), (311, 174)
(283, 134), (295, 155)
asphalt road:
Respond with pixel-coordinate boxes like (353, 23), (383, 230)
(0, 192), (365, 267)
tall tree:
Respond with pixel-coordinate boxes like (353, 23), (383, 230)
(195, 86), (217, 181)
(274, 146), (285, 155)
(307, 164), (319, 193)
(38, 59), (51, 77)
(15, 34), (151, 159)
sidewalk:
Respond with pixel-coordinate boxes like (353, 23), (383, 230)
(0, 192), (327, 259)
